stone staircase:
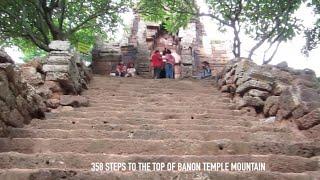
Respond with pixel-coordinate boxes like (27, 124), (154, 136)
(135, 20), (152, 79)
(0, 76), (319, 179)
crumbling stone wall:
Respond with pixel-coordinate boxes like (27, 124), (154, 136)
(0, 51), (46, 137)
(92, 41), (122, 75)
(0, 41), (91, 136)
(22, 41), (92, 109)
(217, 58), (320, 139)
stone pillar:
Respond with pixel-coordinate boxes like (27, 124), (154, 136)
(91, 42), (122, 75)
(121, 45), (137, 65)
(211, 41), (230, 76)
(43, 41), (89, 94)
(179, 23), (197, 78)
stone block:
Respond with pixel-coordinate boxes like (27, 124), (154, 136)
(47, 56), (72, 65)
(60, 95), (89, 107)
(236, 80), (272, 94)
(49, 41), (71, 51)
(296, 108), (320, 130)
(43, 65), (69, 73)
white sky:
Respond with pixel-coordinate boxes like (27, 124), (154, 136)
(5, 2), (320, 76)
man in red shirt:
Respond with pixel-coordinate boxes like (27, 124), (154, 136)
(151, 50), (163, 79)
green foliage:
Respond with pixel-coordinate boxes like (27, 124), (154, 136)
(303, 0), (320, 55)
(0, 0), (131, 53)
(22, 49), (47, 62)
(137, 0), (196, 33)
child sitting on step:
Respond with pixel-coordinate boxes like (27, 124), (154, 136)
(126, 62), (136, 77)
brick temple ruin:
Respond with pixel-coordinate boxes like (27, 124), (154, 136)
(92, 13), (230, 78)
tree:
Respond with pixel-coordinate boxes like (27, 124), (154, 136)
(245, 0), (301, 64)
(302, 0), (320, 55)
(0, 0), (130, 52)
(137, 0), (197, 33)
(138, 0), (302, 63)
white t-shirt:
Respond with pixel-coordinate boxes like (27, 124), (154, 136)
(172, 52), (181, 64)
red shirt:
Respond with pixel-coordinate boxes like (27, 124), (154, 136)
(151, 53), (163, 68)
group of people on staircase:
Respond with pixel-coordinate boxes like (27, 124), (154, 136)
(150, 48), (212, 79)
(151, 48), (180, 79)
(115, 48), (212, 79)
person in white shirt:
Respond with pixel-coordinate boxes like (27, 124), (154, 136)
(126, 62), (136, 77)
(172, 51), (181, 79)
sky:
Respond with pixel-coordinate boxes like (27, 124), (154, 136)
(5, 1), (320, 76)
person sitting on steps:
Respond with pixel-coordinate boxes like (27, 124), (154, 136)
(199, 61), (212, 79)
(115, 61), (127, 77)
(126, 62), (136, 77)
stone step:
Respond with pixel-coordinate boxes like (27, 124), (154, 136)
(85, 96), (231, 103)
(46, 111), (253, 121)
(0, 152), (318, 173)
(84, 93), (223, 98)
(84, 85), (220, 91)
(86, 81), (218, 90)
(0, 169), (318, 180)
(76, 101), (235, 110)
(8, 128), (302, 142)
(68, 108), (241, 116)
(87, 102), (234, 109)
(0, 138), (318, 157)
(23, 123), (288, 133)
(29, 118), (256, 128)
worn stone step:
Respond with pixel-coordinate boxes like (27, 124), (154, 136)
(65, 108), (242, 117)
(86, 96), (228, 102)
(87, 102), (234, 109)
(84, 86), (219, 91)
(8, 128), (303, 142)
(84, 90), (222, 96)
(0, 153), (318, 173)
(78, 103), (235, 110)
(46, 111), (253, 120)
(86, 98), (231, 105)
(0, 138), (318, 158)
(87, 83), (216, 89)
(23, 122), (283, 132)
(31, 117), (256, 127)
(85, 84), (218, 90)
(0, 169), (318, 180)
(70, 107), (239, 115)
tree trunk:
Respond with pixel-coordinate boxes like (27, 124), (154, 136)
(248, 38), (267, 60)
(263, 41), (281, 64)
(232, 26), (241, 58)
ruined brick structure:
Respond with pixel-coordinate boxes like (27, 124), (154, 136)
(92, 12), (230, 78)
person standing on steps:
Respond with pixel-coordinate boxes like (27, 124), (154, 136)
(160, 48), (168, 78)
(172, 50), (181, 79)
(115, 61), (127, 77)
(165, 49), (175, 79)
(151, 50), (163, 79)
